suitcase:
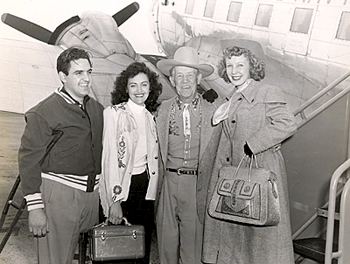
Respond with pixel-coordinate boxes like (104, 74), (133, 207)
(88, 218), (145, 261)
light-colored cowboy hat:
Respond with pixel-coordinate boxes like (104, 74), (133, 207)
(156, 46), (214, 77)
(220, 38), (266, 62)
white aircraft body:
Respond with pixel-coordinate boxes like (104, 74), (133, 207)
(0, 3), (176, 114)
(1, 0), (350, 263)
(149, 0), (350, 113)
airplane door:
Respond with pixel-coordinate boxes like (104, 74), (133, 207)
(149, 0), (191, 56)
(284, 6), (316, 55)
(149, 0), (163, 51)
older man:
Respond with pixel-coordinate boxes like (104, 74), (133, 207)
(156, 46), (222, 264)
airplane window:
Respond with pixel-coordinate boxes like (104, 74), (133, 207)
(204, 0), (216, 18)
(227, 1), (242, 23)
(255, 4), (273, 27)
(185, 0), (195, 15)
(290, 8), (313, 34)
(336, 11), (350, 41)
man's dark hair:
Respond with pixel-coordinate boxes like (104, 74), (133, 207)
(56, 47), (92, 75)
(111, 62), (163, 113)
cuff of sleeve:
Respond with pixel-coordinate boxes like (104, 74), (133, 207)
(24, 193), (44, 211)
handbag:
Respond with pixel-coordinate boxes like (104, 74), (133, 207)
(88, 217), (145, 261)
(208, 154), (280, 226)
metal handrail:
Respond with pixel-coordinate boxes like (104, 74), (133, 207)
(325, 158), (350, 264)
(291, 71), (350, 250)
(291, 187), (344, 240)
(293, 71), (350, 129)
(296, 85), (350, 129)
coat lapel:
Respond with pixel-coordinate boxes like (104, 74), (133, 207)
(240, 80), (261, 103)
(156, 98), (174, 169)
(199, 98), (216, 160)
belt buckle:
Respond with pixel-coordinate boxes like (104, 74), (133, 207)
(177, 168), (183, 175)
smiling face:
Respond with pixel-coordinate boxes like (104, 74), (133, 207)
(170, 66), (202, 103)
(59, 58), (92, 103)
(127, 73), (150, 106)
(225, 54), (251, 89)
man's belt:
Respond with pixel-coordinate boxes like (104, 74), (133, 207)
(166, 168), (197, 175)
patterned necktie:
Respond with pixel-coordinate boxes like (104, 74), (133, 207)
(183, 103), (191, 137)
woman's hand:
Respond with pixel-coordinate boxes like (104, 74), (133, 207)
(109, 201), (123, 224)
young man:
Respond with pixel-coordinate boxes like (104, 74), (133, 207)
(156, 46), (222, 264)
(18, 47), (104, 263)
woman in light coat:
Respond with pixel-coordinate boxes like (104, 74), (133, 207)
(202, 39), (297, 264)
(99, 62), (162, 264)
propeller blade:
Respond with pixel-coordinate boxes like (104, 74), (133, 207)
(112, 2), (139, 26)
(1, 13), (52, 43)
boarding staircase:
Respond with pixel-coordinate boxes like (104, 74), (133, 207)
(292, 70), (350, 264)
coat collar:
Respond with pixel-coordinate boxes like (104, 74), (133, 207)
(239, 80), (261, 103)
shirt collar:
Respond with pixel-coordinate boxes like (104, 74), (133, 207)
(236, 78), (253, 93)
(127, 99), (145, 115)
(175, 95), (200, 116)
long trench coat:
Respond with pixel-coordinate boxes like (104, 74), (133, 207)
(202, 81), (297, 264)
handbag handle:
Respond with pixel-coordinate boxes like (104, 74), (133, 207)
(233, 154), (259, 182)
(93, 217), (132, 228)
(106, 217), (132, 226)
(120, 217), (132, 226)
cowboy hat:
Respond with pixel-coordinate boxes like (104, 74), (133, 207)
(156, 46), (214, 77)
(220, 38), (266, 62)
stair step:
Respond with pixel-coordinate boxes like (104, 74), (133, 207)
(293, 238), (338, 263)
(317, 208), (340, 220)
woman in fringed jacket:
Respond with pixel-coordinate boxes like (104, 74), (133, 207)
(99, 62), (162, 264)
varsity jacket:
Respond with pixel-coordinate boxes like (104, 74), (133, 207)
(18, 87), (104, 211)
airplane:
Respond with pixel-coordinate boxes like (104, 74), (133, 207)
(1, 0), (350, 263)
(147, 0), (350, 263)
(0, 2), (176, 114)
(148, 0), (350, 111)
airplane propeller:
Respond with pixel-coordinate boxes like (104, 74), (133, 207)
(113, 2), (139, 26)
(1, 2), (140, 44)
(1, 13), (52, 43)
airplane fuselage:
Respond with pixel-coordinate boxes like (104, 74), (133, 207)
(149, 0), (350, 94)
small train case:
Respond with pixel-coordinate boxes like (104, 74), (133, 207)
(88, 218), (145, 261)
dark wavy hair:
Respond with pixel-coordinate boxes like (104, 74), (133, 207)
(111, 62), (163, 113)
(218, 46), (265, 83)
(57, 47), (92, 75)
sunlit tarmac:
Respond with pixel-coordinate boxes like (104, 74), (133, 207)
(0, 111), (37, 263)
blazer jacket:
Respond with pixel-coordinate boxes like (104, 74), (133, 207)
(156, 95), (222, 224)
